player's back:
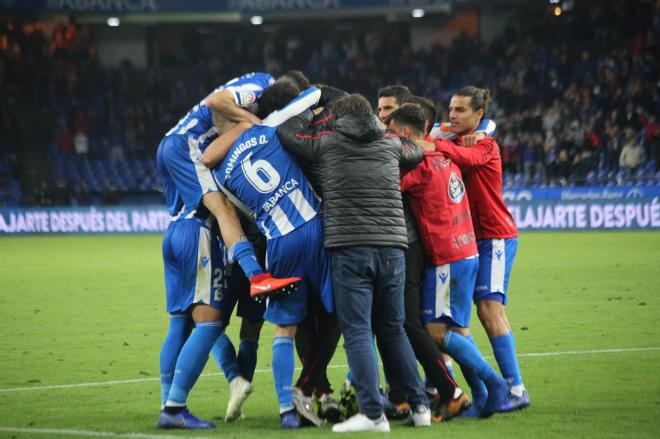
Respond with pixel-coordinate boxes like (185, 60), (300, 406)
(402, 151), (477, 265)
(217, 124), (321, 240)
(164, 72), (274, 153)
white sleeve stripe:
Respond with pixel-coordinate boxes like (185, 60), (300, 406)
(262, 88), (321, 128)
(287, 189), (317, 222)
(225, 84), (264, 92)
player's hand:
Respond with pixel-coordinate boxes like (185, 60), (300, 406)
(319, 85), (348, 107)
(245, 113), (261, 125)
(313, 106), (325, 116)
(238, 121), (254, 130)
(462, 132), (487, 146)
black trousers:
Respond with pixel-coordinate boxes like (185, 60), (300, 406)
(295, 293), (341, 396)
(387, 239), (458, 405)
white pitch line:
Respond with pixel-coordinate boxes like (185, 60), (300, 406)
(0, 426), (219, 439)
(1, 346), (658, 394)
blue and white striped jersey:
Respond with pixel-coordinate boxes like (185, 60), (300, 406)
(165, 72), (274, 152)
(215, 88), (322, 239)
(430, 118), (497, 140)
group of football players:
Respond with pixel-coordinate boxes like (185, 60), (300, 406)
(154, 69), (530, 433)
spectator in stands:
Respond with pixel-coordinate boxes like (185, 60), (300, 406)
(619, 128), (645, 174)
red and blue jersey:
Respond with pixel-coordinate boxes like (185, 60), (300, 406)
(433, 136), (517, 240)
(400, 151), (477, 265)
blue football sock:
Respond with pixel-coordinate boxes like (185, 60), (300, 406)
(272, 336), (295, 411)
(228, 240), (263, 279)
(462, 334), (488, 408)
(443, 331), (500, 390)
(491, 332), (523, 386)
(166, 321), (224, 406)
(346, 370), (353, 384)
(238, 340), (259, 382)
(159, 314), (193, 406)
(211, 332), (240, 384)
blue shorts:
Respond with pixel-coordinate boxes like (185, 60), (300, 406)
(422, 256), (479, 328)
(162, 218), (228, 314)
(158, 135), (219, 213)
(474, 238), (518, 305)
(263, 216), (333, 326)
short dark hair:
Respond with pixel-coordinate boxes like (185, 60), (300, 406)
(280, 70), (311, 92)
(377, 85), (412, 105)
(257, 82), (299, 119)
(402, 95), (437, 135)
(331, 93), (372, 119)
(454, 86), (492, 117)
(387, 105), (426, 138)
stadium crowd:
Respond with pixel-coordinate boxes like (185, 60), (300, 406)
(0, 0), (658, 208)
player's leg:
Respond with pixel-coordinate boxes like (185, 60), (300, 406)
(475, 238), (530, 410)
(371, 247), (430, 428)
(211, 259), (263, 422)
(160, 136), (299, 298)
(158, 221), (228, 429)
(202, 191), (300, 299)
(424, 259), (512, 417)
(399, 240), (460, 418)
(218, 318), (263, 423)
(263, 224), (321, 428)
(160, 314), (194, 408)
(236, 230), (267, 383)
(296, 220), (342, 423)
(311, 308), (342, 422)
(294, 304), (318, 398)
(237, 318), (263, 382)
(159, 223), (195, 408)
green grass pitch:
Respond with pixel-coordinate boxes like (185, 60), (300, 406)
(0, 231), (659, 438)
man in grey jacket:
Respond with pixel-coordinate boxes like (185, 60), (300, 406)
(277, 93), (430, 433)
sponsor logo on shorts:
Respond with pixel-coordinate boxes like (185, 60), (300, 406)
(495, 250), (503, 260)
(439, 272), (448, 284)
(201, 256), (210, 267)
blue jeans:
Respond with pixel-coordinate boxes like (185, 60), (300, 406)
(332, 246), (427, 419)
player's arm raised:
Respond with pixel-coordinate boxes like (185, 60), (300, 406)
(205, 89), (261, 125)
(201, 121), (252, 168)
(434, 136), (496, 168)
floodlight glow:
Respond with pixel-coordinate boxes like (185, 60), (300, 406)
(549, 0), (560, 4)
(250, 16), (263, 25)
(107, 17), (120, 27)
(412, 9), (425, 18)
(554, 6), (562, 16)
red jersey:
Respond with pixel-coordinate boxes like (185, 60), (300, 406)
(433, 136), (517, 240)
(400, 151), (478, 266)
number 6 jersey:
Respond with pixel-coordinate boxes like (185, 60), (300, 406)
(214, 88), (322, 240)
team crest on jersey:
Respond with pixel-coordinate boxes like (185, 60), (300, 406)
(238, 91), (257, 105)
(448, 171), (465, 204)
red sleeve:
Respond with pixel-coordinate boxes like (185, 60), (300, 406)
(434, 137), (496, 168)
(400, 165), (422, 193)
